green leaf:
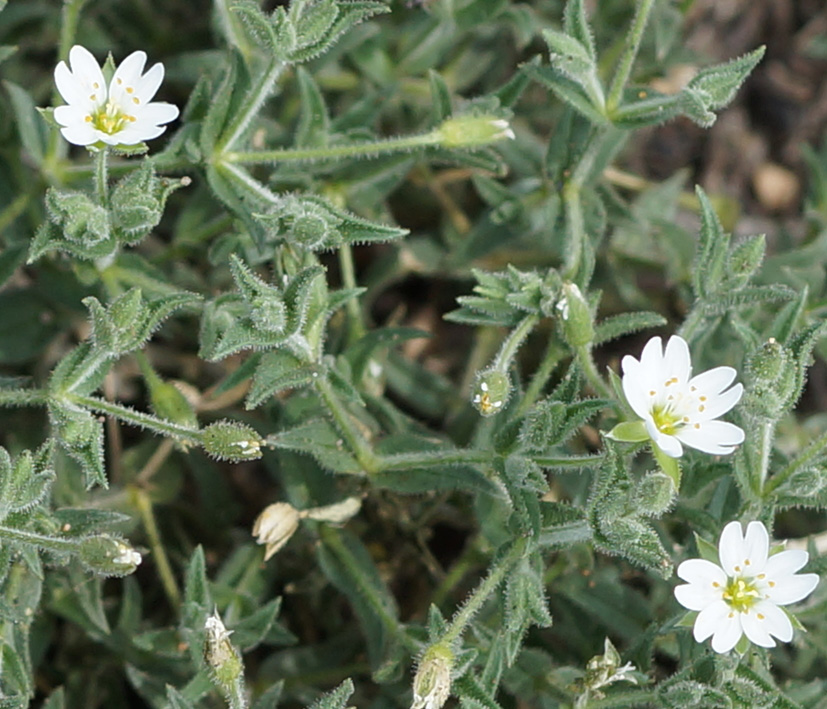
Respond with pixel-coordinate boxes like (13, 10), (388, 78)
(606, 420), (648, 443)
(49, 405), (107, 489)
(247, 350), (318, 407)
(4, 81), (47, 166)
(267, 419), (363, 475)
(305, 679), (354, 709)
(562, 0), (596, 61)
(295, 67), (330, 147)
(317, 528), (400, 669)
(523, 63), (608, 125)
(594, 311), (667, 345)
(686, 46), (765, 111)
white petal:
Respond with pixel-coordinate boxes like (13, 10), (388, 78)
(741, 521), (769, 574)
(688, 366), (737, 396)
(718, 521), (746, 577)
(647, 421), (683, 458)
(675, 420), (744, 455)
(664, 336), (691, 381)
(765, 573), (819, 606)
(740, 607), (776, 647)
(59, 123), (99, 146)
(134, 62), (164, 104)
(54, 61), (86, 106)
(109, 50), (147, 107)
(754, 600), (793, 643)
(639, 336), (665, 379)
(108, 123), (166, 144)
(677, 558), (727, 586)
(693, 599), (730, 642)
(675, 583), (722, 612)
(711, 612), (744, 653)
(67, 45), (106, 108)
(136, 101), (179, 126)
(621, 357), (651, 421)
(695, 383), (743, 421)
(765, 549), (809, 578)
(54, 105), (89, 128)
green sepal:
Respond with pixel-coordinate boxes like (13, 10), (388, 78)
(694, 531), (720, 565)
(606, 420), (648, 443)
(652, 440), (682, 488)
(48, 404), (107, 489)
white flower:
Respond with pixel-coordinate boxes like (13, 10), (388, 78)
(411, 644), (453, 709)
(621, 335), (745, 458)
(54, 45), (179, 146)
(113, 542), (142, 568)
(675, 521), (819, 654)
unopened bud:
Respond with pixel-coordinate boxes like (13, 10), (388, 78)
(253, 502), (301, 560)
(411, 643), (453, 709)
(250, 295), (287, 333)
(78, 535), (141, 576)
(745, 338), (796, 418)
(201, 420), (263, 462)
(437, 115), (515, 148)
(727, 234), (765, 285)
(472, 368), (510, 417)
(557, 282), (594, 347)
(204, 610), (244, 695)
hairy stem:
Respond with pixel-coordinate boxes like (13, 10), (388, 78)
(314, 376), (380, 474)
(442, 536), (528, 646)
(224, 130), (442, 166)
(67, 394), (203, 445)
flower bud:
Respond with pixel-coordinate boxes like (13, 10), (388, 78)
(78, 535), (141, 576)
(201, 420), (263, 462)
(437, 115), (515, 148)
(253, 502), (301, 560)
(204, 611), (244, 695)
(744, 338), (796, 418)
(556, 282), (594, 348)
(411, 643), (453, 709)
(472, 369), (510, 417)
(249, 295), (288, 333)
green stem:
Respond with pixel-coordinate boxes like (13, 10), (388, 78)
(605, 0), (657, 113)
(66, 394), (203, 444)
(378, 449), (491, 472)
(338, 243), (366, 344)
(517, 339), (565, 415)
(532, 453), (604, 468)
(319, 525), (418, 653)
(224, 129), (442, 166)
(0, 388), (48, 407)
(216, 161), (282, 206)
(132, 488), (181, 609)
(575, 344), (613, 400)
(216, 59), (286, 154)
(677, 306), (708, 343)
(442, 536), (528, 646)
(313, 376), (380, 474)
(492, 314), (540, 372)
(0, 524), (78, 554)
(94, 148), (109, 206)
(0, 192), (32, 234)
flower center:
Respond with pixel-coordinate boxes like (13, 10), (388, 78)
(87, 101), (136, 135)
(651, 404), (681, 435)
(722, 576), (760, 613)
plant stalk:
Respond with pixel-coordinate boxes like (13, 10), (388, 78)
(606, 0), (657, 113)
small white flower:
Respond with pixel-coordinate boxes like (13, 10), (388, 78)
(411, 644), (453, 709)
(621, 335), (745, 458)
(675, 521), (819, 654)
(54, 45), (179, 146)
